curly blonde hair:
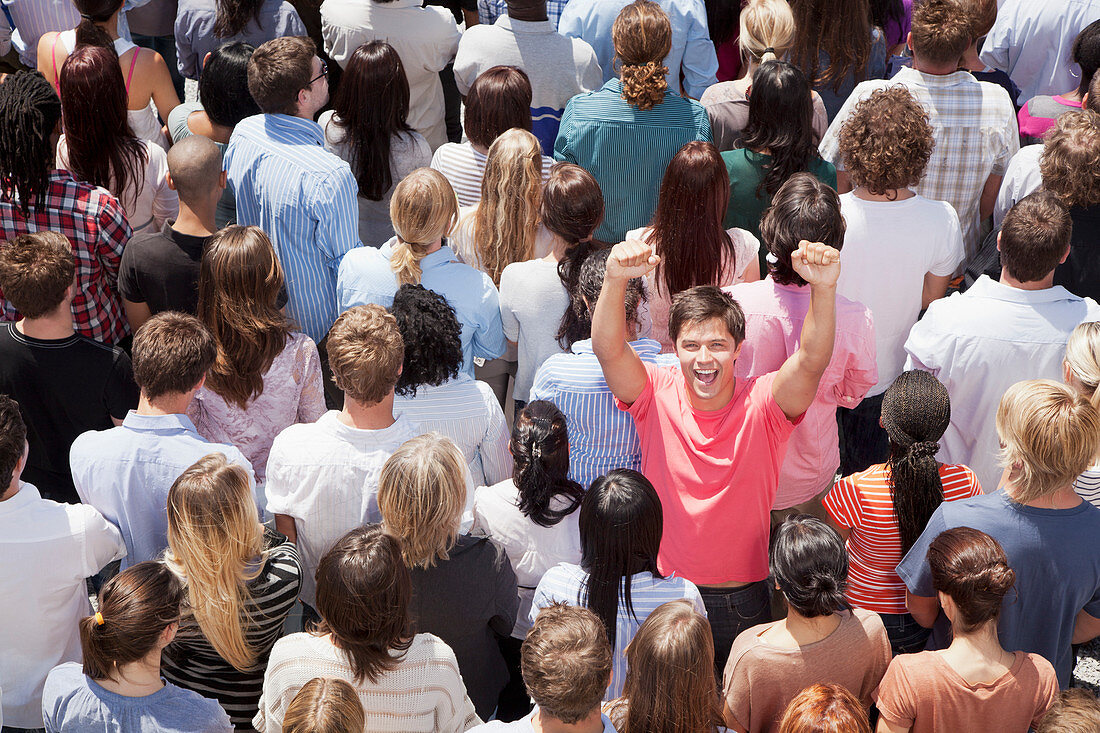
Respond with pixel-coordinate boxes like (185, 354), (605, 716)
(837, 86), (934, 195)
(472, 128), (543, 285)
(612, 0), (671, 111)
(1040, 109), (1100, 209)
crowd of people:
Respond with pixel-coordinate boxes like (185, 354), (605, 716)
(4, 0), (1100, 730)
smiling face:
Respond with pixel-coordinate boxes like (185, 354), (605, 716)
(675, 317), (742, 410)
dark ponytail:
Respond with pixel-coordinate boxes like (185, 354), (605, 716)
(557, 247), (646, 351)
(770, 515), (848, 618)
(213, 0), (266, 38)
(79, 561), (183, 681)
(512, 401), (583, 527)
(73, 0), (124, 51)
(882, 370), (952, 555)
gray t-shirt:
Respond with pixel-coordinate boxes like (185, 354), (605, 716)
(498, 258), (569, 403)
(42, 662), (232, 732)
(897, 490), (1100, 688)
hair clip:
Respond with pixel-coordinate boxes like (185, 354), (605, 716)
(94, 611), (105, 626)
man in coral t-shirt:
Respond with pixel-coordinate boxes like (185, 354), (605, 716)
(592, 235), (841, 673)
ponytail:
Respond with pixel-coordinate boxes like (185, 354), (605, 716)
(512, 401), (583, 527)
(619, 60), (669, 111)
(389, 239), (430, 286)
(73, 0), (124, 51)
(611, 0), (672, 111)
(387, 168), (458, 286)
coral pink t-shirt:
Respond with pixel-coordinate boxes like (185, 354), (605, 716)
(618, 365), (799, 584)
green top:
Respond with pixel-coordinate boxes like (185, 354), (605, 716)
(721, 148), (838, 240)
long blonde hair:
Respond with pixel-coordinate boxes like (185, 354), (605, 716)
(472, 128), (543, 285)
(164, 453), (266, 671)
(389, 168), (459, 286)
(740, 0), (795, 65)
(1065, 321), (1100, 411)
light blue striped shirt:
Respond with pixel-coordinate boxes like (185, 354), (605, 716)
(3, 0), (78, 66)
(226, 113), (361, 343)
(530, 562), (705, 700)
(337, 239), (506, 376)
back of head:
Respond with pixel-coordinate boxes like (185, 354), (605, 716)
(557, 245), (645, 350)
(788, 0), (872, 92)
(247, 36), (315, 116)
(1064, 321), (1100, 410)
(668, 285), (745, 347)
(0, 71), (62, 216)
(541, 162), (604, 246)
(522, 603), (612, 725)
(390, 283), (462, 397)
(1074, 20), (1100, 98)
(463, 66), (533, 149)
(80, 561), (183, 680)
(0, 231), (74, 318)
(770, 515), (848, 618)
(1037, 689), (1100, 733)
(740, 0), (795, 65)
(998, 190), (1072, 283)
(282, 677), (366, 733)
(743, 61), (817, 197)
(1088, 73), (1100, 115)
(167, 135), (224, 206)
(996, 379), (1100, 503)
(476, 128), (543, 285)
(511, 400), (583, 527)
(377, 433), (467, 569)
(927, 526), (1015, 633)
(165, 453), (264, 671)
(200, 42), (260, 129)
(73, 0), (124, 49)
(389, 168), (459, 286)
(0, 395), (27, 490)
(759, 173), (845, 286)
(910, 0), (972, 67)
(314, 525), (412, 684)
(131, 311), (217, 401)
(325, 305), (404, 406)
(213, 0), (264, 40)
(1039, 110), (1100, 210)
(777, 684), (871, 733)
(837, 86), (934, 195)
(958, 0), (996, 41)
(612, 0), (671, 111)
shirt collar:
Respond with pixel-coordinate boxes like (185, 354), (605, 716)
(571, 337), (661, 355)
(423, 244), (460, 268)
(496, 15), (554, 32)
(262, 113), (326, 147)
(967, 274), (1083, 304)
(895, 65), (977, 88)
(601, 78), (624, 95)
(121, 411), (200, 434)
(0, 481), (41, 515)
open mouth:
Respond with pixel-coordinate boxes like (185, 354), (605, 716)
(694, 368), (718, 386)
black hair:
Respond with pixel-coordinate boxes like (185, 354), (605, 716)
(200, 42), (261, 129)
(73, 0), (124, 50)
(1074, 19), (1100, 98)
(0, 71), (62, 217)
(578, 469), (664, 650)
(214, 0), (265, 37)
(558, 246), (646, 351)
(705, 0), (740, 46)
(512, 401), (584, 527)
(741, 60), (819, 198)
(869, 0), (904, 36)
(769, 515), (849, 618)
(390, 284), (462, 398)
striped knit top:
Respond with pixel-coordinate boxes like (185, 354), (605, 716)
(823, 463), (982, 614)
(1075, 465), (1100, 509)
(161, 529), (302, 729)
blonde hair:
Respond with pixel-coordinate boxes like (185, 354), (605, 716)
(740, 0), (796, 64)
(996, 379), (1100, 503)
(378, 433), (467, 569)
(1065, 322), (1100, 411)
(389, 168), (459, 286)
(472, 128), (543, 285)
(164, 453), (265, 672)
(281, 677), (366, 733)
(326, 305), (404, 405)
(612, 0), (671, 110)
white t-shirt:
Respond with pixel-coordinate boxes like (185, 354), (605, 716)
(994, 144), (1043, 228)
(836, 192), (964, 395)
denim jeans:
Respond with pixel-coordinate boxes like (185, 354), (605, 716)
(699, 580), (772, 676)
(879, 611), (932, 655)
(837, 392), (890, 477)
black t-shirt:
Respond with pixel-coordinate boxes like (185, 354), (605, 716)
(0, 323), (139, 503)
(1054, 204), (1100, 302)
(117, 221), (210, 316)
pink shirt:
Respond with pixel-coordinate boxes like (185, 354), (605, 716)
(728, 278), (877, 507)
(619, 365), (799, 584)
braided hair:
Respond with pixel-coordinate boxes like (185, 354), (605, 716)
(881, 370), (952, 554)
(0, 72), (62, 217)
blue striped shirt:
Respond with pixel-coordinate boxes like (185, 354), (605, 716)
(225, 113), (361, 342)
(554, 78), (711, 242)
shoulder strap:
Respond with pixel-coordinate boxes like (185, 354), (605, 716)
(51, 32), (62, 88)
(125, 45), (140, 93)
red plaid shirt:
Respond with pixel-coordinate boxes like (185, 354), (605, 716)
(0, 171), (132, 344)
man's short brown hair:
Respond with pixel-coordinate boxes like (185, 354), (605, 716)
(669, 286), (746, 346)
(958, 0), (996, 39)
(838, 86), (934, 194)
(326, 305), (404, 405)
(0, 232), (74, 318)
(911, 0), (972, 67)
(247, 36), (316, 116)
(1040, 109), (1100, 209)
(999, 191), (1072, 283)
(522, 603), (611, 724)
(131, 312), (217, 400)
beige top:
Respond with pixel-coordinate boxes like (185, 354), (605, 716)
(700, 82), (829, 152)
(722, 608), (891, 733)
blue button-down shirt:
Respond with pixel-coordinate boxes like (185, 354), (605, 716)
(70, 412), (257, 568)
(337, 239), (506, 376)
(226, 113), (361, 343)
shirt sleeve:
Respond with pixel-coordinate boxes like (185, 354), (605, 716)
(873, 658), (917, 729)
(117, 246), (142, 303)
(295, 336), (327, 424)
(452, 33), (478, 96)
(479, 390), (513, 486)
(679, 0), (718, 98)
(978, 15), (1013, 76)
(833, 310), (877, 409)
(489, 540), (519, 638)
(895, 506), (947, 596)
(928, 205), (965, 277)
(818, 86), (870, 169)
(553, 100), (576, 163)
(104, 350), (140, 420)
(498, 267), (520, 342)
(529, 362), (555, 402)
(578, 42), (603, 91)
(173, 10), (199, 79)
(472, 274), (507, 361)
(312, 167), (362, 272)
(617, 361), (660, 419)
(96, 195), (132, 294)
(77, 504), (128, 576)
(823, 475), (863, 530)
(902, 305), (945, 377)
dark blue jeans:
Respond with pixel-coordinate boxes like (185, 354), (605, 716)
(699, 580), (772, 676)
(879, 611), (932, 655)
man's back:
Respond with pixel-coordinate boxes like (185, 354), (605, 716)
(117, 223), (211, 317)
(904, 276), (1100, 490)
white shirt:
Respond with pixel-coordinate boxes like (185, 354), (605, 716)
(904, 276), (1100, 490)
(264, 410), (421, 606)
(429, 144), (556, 209)
(473, 480), (582, 638)
(469, 711), (617, 732)
(836, 192), (964, 395)
(980, 0), (1100, 102)
(0, 483), (125, 728)
(994, 144), (1044, 228)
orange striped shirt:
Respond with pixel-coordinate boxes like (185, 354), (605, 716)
(823, 463), (982, 614)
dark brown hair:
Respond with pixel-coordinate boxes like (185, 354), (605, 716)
(247, 36), (316, 116)
(999, 191), (1072, 283)
(1040, 110), (1100, 209)
(927, 526), (1016, 633)
(758, 173), (845, 287)
(837, 86), (935, 195)
(558, 246), (645, 350)
(668, 285), (746, 346)
(72, 0), (124, 50)
(911, 0), (972, 66)
(0, 395), (27, 489)
(770, 515), (849, 618)
(741, 61), (819, 198)
(777, 684), (871, 733)
(521, 602), (612, 724)
(612, 0), (671, 110)
(214, 0), (264, 38)
(960, 0), (997, 39)
(131, 312), (217, 400)
(0, 232), (74, 318)
(314, 525), (413, 683)
(789, 0), (873, 94)
(463, 66), (533, 149)
(79, 561), (183, 680)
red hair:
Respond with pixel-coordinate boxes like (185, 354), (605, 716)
(777, 684), (871, 733)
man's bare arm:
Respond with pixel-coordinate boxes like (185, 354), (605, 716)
(592, 240), (659, 406)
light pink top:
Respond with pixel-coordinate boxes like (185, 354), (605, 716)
(727, 277), (877, 507)
(188, 332), (326, 485)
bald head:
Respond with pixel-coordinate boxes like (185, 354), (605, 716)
(166, 135), (224, 205)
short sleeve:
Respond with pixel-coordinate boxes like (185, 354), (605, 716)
(293, 335), (326, 424)
(895, 506), (947, 597)
(874, 658), (918, 729)
(749, 372), (802, 441)
(264, 435), (303, 518)
(927, 204), (965, 278)
(498, 265), (521, 342)
(117, 246), (143, 303)
(1031, 656), (1060, 727)
(903, 303), (947, 376)
(77, 504), (127, 576)
(104, 349), (140, 420)
(823, 475), (864, 530)
(616, 362), (661, 419)
(720, 642), (756, 731)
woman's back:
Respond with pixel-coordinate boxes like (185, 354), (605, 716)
(721, 149), (836, 240)
(811, 29), (887, 121)
(174, 0), (305, 80)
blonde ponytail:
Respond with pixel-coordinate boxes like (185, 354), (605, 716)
(1066, 321), (1100, 412)
(740, 0), (795, 66)
(389, 239), (431, 286)
(387, 168), (459, 286)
